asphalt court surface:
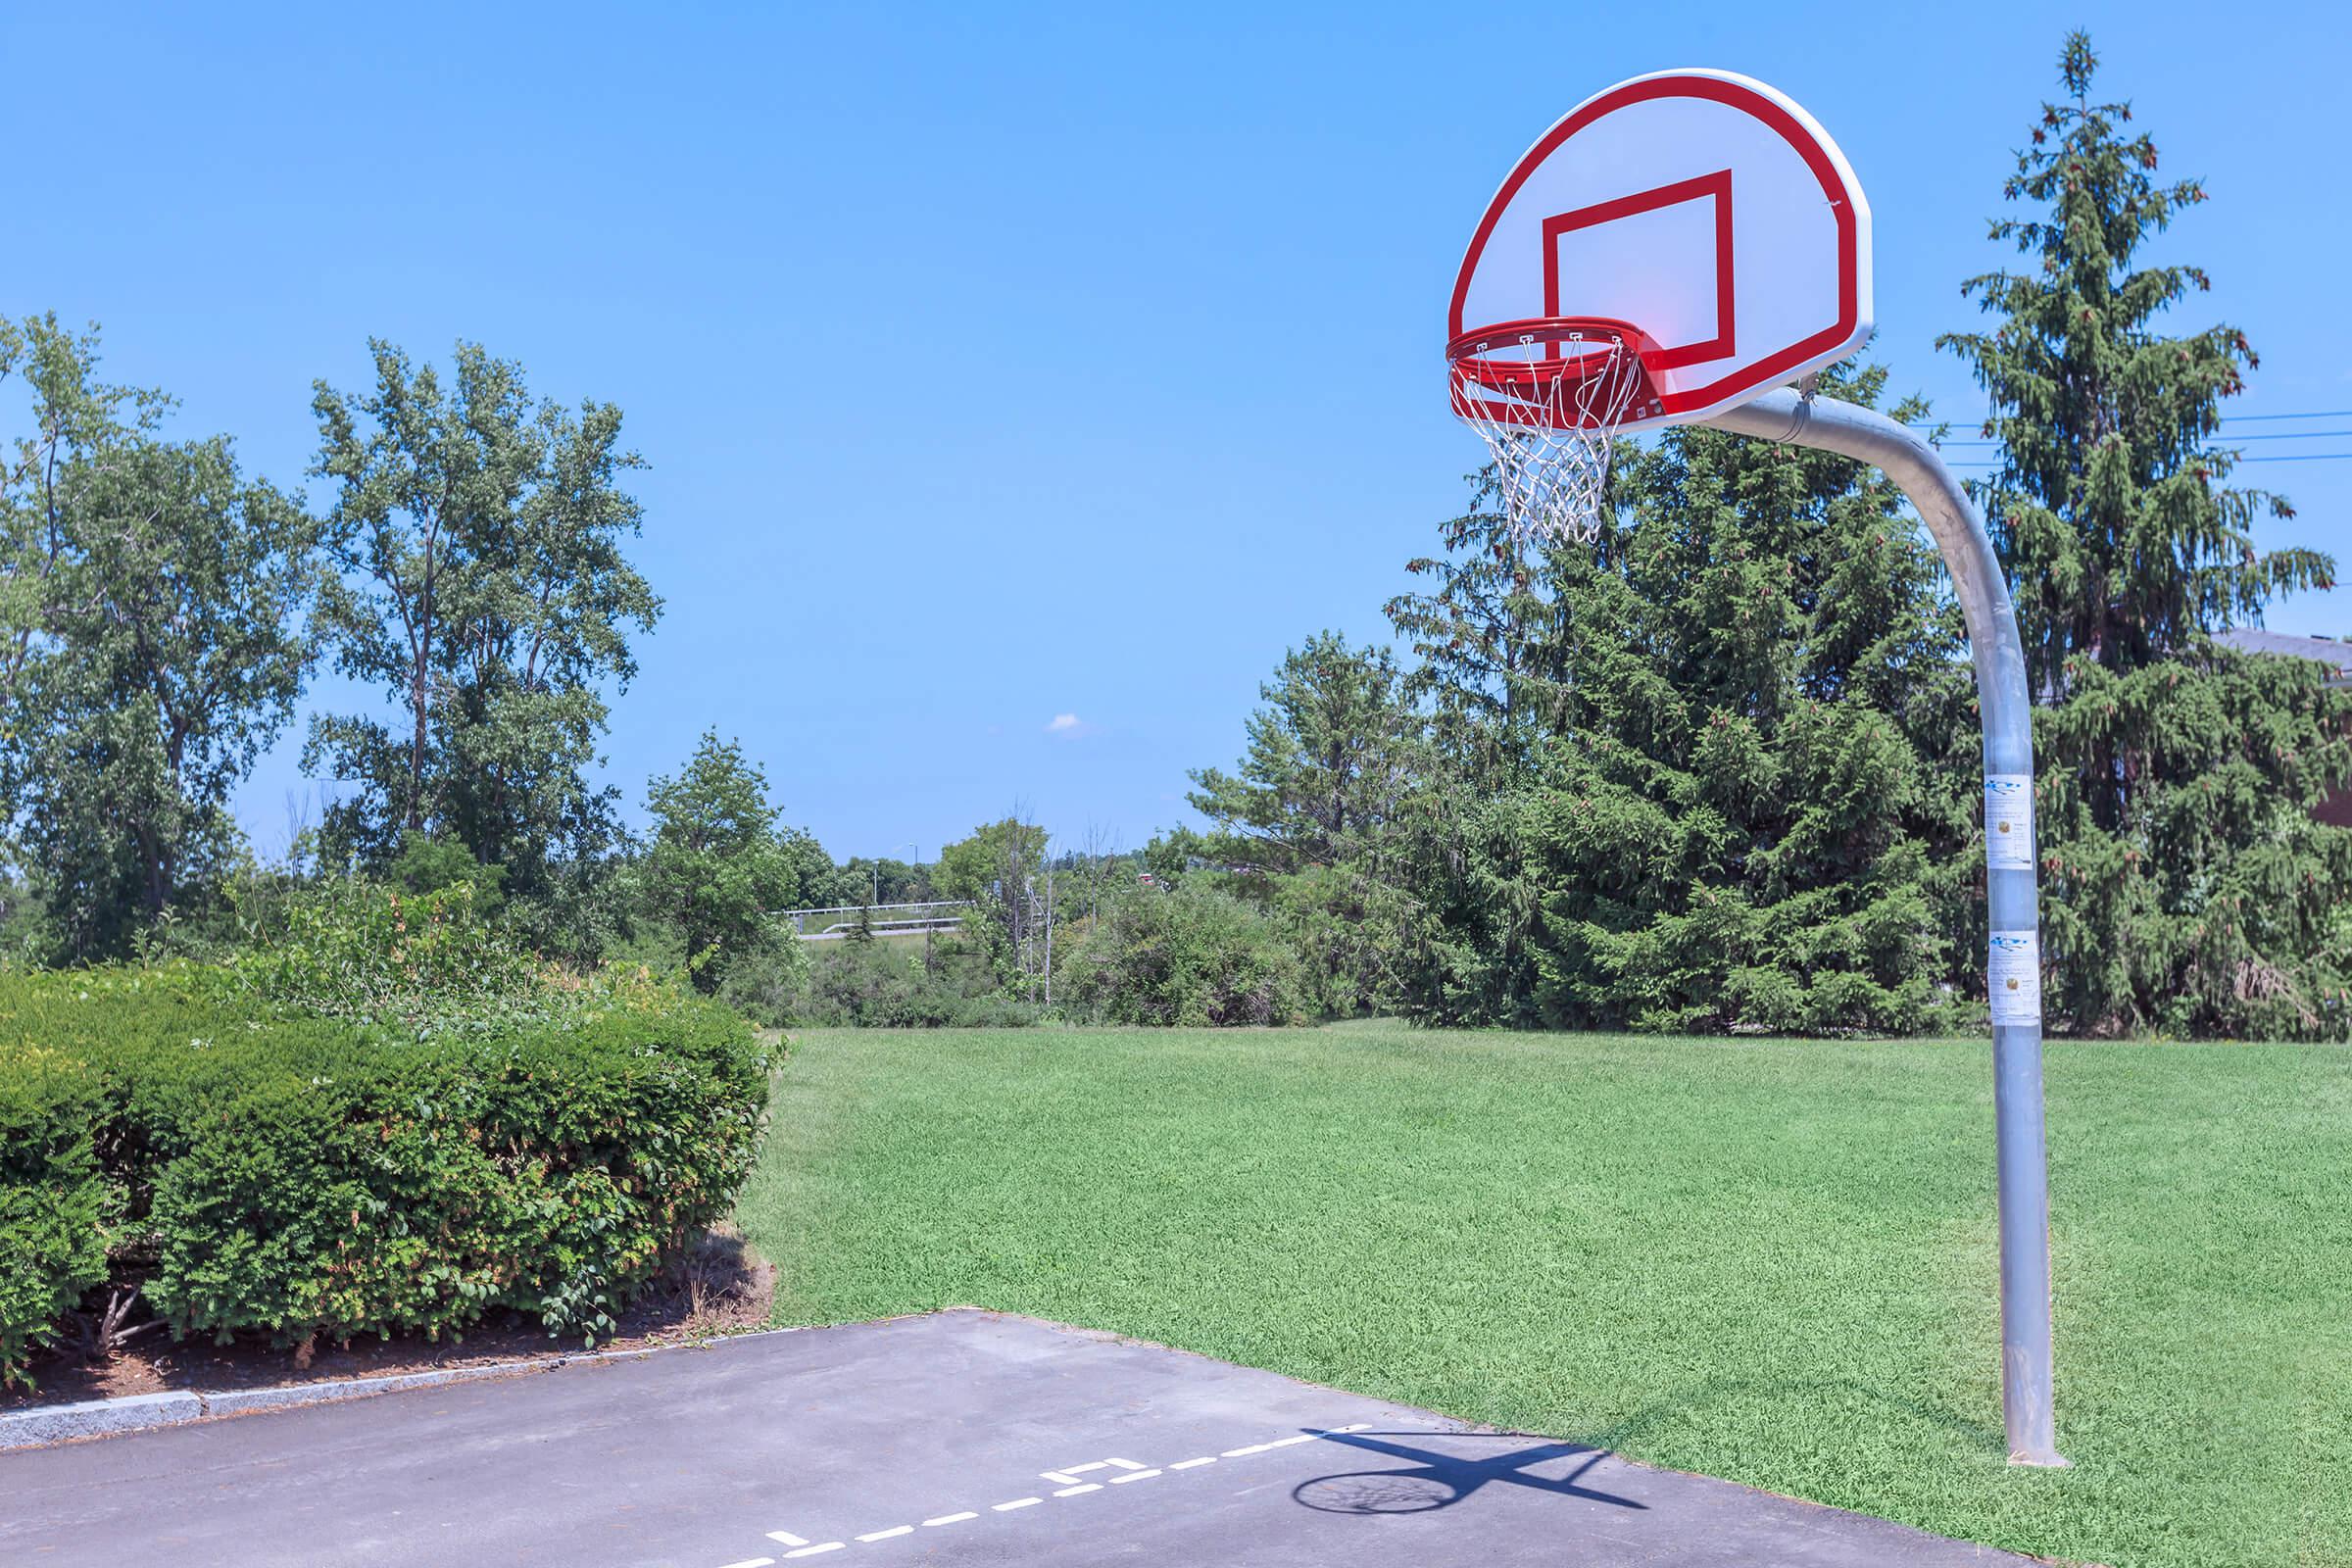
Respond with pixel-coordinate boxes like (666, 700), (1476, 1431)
(1, 1308), (2034, 1565)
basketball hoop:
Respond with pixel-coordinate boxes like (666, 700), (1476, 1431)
(1441, 69), (2065, 1468)
(1446, 317), (1663, 547)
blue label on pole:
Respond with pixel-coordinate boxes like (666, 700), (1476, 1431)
(1985, 774), (2034, 870)
(1988, 929), (2041, 1024)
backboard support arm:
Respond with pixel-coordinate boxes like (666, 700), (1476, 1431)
(1697, 388), (2067, 1468)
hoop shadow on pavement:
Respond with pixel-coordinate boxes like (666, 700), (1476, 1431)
(1290, 1429), (1646, 1517)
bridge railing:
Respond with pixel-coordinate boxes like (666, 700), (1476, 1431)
(777, 901), (973, 941)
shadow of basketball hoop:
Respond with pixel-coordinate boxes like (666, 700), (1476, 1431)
(1294, 1470), (1462, 1515)
(1289, 1431), (1644, 1518)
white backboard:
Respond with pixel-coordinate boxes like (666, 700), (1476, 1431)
(1449, 69), (1873, 432)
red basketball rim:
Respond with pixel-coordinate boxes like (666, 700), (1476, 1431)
(1446, 316), (1664, 429)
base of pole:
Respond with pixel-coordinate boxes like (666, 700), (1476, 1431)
(2007, 1449), (2070, 1469)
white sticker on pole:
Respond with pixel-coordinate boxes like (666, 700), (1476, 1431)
(1984, 774), (2034, 870)
(1987, 930), (2041, 1025)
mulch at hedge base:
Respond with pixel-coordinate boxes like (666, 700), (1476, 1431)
(2, 1232), (773, 1410)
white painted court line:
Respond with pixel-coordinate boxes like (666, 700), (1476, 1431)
(719, 1420), (1382, 1568)
(1045, 1456), (1138, 1480)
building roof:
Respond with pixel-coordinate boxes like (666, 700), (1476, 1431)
(2214, 627), (2352, 686)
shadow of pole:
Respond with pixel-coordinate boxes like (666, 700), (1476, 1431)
(1290, 1430), (1647, 1517)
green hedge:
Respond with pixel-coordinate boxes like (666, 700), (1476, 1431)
(0, 1040), (113, 1382)
(0, 967), (770, 1389)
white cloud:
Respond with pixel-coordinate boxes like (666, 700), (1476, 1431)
(1046, 712), (1083, 735)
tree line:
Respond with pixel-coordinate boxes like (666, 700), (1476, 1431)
(0, 326), (894, 984)
(5, 34), (2345, 1038)
(1168, 35), (2348, 1039)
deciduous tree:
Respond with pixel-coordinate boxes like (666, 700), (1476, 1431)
(305, 341), (660, 904)
(638, 731), (800, 994)
(3, 318), (316, 956)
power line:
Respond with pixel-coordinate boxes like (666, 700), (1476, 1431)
(1945, 453), (2352, 467)
(1908, 409), (2352, 429)
(1933, 429), (2352, 446)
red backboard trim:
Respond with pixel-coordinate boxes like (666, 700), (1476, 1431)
(1450, 74), (1862, 422)
(1541, 169), (1735, 370)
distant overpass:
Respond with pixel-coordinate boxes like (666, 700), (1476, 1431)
(780, 901), (972, 941)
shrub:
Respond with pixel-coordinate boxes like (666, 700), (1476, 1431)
(800, 938), (1019, 1028)
(215, 879), (544, 1034)
(715, 939), (810, 1029)
(0, 963), (770, 1376)
(1064, 882), (1308, 1026)
(0, 1041), (111, 1388)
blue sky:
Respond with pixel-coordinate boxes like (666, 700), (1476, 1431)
(7, 2), (2346, 863)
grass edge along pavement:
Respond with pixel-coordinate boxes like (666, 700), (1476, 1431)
(736, 1025), (2351, 1568)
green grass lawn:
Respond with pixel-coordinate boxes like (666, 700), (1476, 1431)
(735, 1025), (2350, 1568)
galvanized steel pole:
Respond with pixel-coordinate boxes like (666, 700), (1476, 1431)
(1700, 387), (2066, 1467)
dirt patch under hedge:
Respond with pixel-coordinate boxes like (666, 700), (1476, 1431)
(4, 1231), (774, 1410)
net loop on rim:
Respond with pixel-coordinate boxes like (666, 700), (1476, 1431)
(1446, 318), (1661, 547)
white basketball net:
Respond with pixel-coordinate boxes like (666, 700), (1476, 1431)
(1447, 328), (1647, 547)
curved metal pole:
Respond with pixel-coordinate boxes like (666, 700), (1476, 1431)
(1699, 388), (2066, 1467)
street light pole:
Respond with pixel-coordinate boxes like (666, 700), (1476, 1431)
(1701, 386), (2066, 1468)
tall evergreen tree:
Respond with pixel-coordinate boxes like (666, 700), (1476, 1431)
(1942, 33), (2350, 1038)
(1188, 632), (1426, 1016)
(1387, 475), (1573, 778)
(1376, 365), (1978, 1032)
(1188, 632), (1416, 875)
(1383, 472), (1595, 1022)
(1523, 367), (1976, 1033)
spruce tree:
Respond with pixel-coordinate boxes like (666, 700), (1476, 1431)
(1187, 632), (1427, 1017)
(1379, 364), (1977, 1032)
(1942, 33), (2351, 1038)
(1382, 478), (1570, 1022)
(1518, 366), (1977, 1033)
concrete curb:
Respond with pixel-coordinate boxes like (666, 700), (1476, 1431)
(0, 1323), (831, 1452)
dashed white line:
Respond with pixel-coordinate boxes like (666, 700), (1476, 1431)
(724, 1421), (1371, 1566)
